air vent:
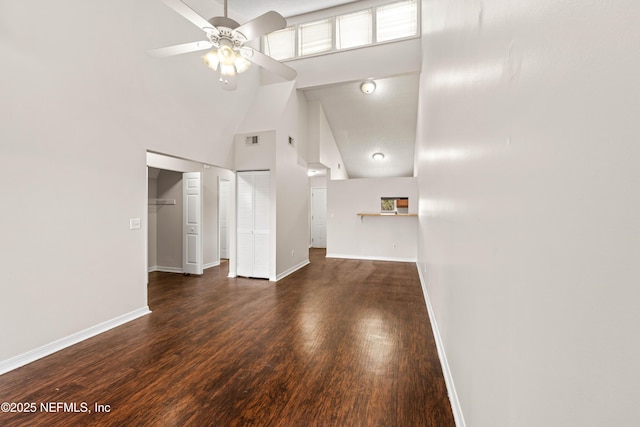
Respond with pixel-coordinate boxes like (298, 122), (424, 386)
(245, 135), (259, 145)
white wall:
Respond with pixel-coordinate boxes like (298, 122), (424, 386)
(327, 177), (417, 261)
(416, 0), (640, 425)
(0, 0), (258, 369)
(307, 102), (349, 180)
(275, 88), (311, 279)
(235, 82), (311, 281)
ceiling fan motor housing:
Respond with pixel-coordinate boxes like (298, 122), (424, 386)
(208, 16), (240, 30)
(206, 16), (247, 49)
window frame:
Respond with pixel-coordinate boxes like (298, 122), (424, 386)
(261, 0), (421, 61)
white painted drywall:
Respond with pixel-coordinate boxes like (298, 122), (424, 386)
(417, 0), (640, 425)
(289, 40), (422, 90)
(235, 82), (311, 281)
(275, 88), (311, 279)
(327, 177), (417, 261)
(307, 102), (349, 180)
(0, 0), (257, 365)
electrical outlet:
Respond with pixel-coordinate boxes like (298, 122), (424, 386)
(129, 218), (141, 230)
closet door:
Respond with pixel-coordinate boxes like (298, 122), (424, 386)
(236, 173), (254, 278)
(251, 171), (270, 279)
(236, 171), (270, 279)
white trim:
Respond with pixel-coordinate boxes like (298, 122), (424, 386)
(148, 265), (157, 273)
(204, 261), (221, 270)
(154, 266), (183, 274)
(276, 259), (311, 281)
(0, 307), (151, 376)
(416, 264), (466, 427)
(326, 253), (417, 263)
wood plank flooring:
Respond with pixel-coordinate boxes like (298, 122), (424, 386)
(0, 249), (454, 426)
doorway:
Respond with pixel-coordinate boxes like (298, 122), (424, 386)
(219, 178), (231, 260)
(146, 151), (237, 284)
(147, 166), (203, 275)
(311, 187), (327, 248)
(147, 167), (184, 273)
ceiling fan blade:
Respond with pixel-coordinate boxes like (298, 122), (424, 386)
(162, 0), (214, 31)
(246, 50), (297, 81)
(235, 11), (286, 41)
(148, 41), (213, 58)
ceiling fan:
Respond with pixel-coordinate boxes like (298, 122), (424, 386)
(150, 0), (297, 90)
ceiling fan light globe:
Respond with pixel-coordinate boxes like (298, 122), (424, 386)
(235, 57), (251, 74)
(202, 50), (220, 70)
(220, 63), (236, 77)
(218, 45), (236, 66)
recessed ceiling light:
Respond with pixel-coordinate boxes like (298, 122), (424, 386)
(372, 152), (385, 161)
(308, 170), (317, 176)
(360, 80), (376, 94)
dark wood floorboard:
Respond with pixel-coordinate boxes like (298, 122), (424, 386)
(0, 249), (454, 426)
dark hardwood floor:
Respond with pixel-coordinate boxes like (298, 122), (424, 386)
(0, 249), (454, 426)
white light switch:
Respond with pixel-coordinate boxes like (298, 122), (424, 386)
(129, 218), (141, 230)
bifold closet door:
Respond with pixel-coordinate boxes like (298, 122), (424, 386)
(237, 171), (270, 279)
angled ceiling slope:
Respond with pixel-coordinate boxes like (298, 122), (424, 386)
(304, 73), (419, 179)
(215, 0), (421, 179)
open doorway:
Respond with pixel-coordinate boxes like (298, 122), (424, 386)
(219, 178), (231, 260)
(147, 167), (184, 273)
(146, 152), (236, 284)
(311, 187), (327, 248)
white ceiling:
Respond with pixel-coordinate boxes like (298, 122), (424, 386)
(304, 74), (419, 178)
(217, 0), (420, 178)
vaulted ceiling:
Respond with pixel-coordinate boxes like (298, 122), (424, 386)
(216, 0), (420, 178)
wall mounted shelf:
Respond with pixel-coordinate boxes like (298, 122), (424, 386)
(357, 213), (418, 221)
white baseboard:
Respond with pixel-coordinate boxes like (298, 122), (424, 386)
(154, 266), (183, 274)
(416, 264), (466, 427)
(0, 307), (151, 376)
(276, 259), (311, 281)
(204, 261), (221, 270)
(152, 263), (220, 273)
(326, 253), (417, 263)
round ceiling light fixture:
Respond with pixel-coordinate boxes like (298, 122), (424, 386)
(372, 152), (385, 161)
(360, 80), (376, 94)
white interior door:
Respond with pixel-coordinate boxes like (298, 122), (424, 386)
(236, 173), (254, 277)
(219, 178), (230, 259)
(252, 172), (271, 278)
(183, 172), (203, 275)
(236, 171), (270, 279)
(311, 187), (327, 248)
